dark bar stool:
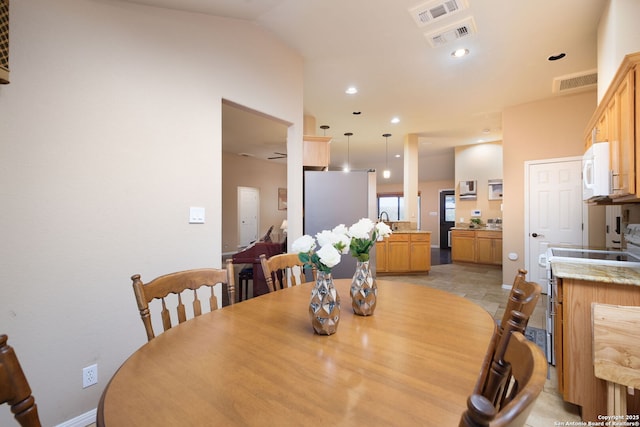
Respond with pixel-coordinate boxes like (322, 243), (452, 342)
(238, 267), (253, 301)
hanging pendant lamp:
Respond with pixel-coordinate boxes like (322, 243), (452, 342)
(382, 133), (391, 179)
(343, 132), (353, 172)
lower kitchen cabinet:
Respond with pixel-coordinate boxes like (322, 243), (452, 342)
(451, 230), (475, 263)
(555, 277), (640, 421)
(376, 232), (431, 274)
(476, 231), (502, 265)
(451, 229), (502, 265)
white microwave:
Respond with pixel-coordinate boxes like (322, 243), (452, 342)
(583, 141), (610, 201)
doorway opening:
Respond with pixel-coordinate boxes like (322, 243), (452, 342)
(439, 189), (455, 249)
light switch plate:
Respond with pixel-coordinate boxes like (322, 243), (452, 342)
(189, 207), (205, 224)
(471, 209), (481, 217)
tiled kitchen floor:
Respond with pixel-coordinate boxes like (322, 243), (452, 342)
(382, 261), (583, 426)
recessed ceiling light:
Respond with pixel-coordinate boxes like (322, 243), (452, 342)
(391, 117), (400, 124)
(395, 154), (401, 158)
(345, 86), (358, 94)
(451, 48), (469, 58)
(548, 53), (566, 61)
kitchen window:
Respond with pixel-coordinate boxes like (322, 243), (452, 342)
(377, 192), (420, 226)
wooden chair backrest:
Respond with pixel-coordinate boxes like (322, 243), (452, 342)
(475, 310), (529, 402)
(500, 270), (541, 333)
(260, 253), (316, 292)
(0, 335), (42, 427)
(132, 260), (235, 341)
(460, 331), (547, 427)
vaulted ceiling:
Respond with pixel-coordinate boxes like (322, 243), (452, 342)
(119, 0), (605, 184)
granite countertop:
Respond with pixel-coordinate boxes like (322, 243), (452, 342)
(451, 226), (502, 232)
(551, 260), (640, 285)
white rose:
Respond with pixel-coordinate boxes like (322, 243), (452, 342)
(292, 235), (316, 253)
(315, 230), (335, 248)
(375, 221), (393, 239)
(332, 223), (348, 236)
(348, 218), (375, 239)
(316, 244), (341, 268)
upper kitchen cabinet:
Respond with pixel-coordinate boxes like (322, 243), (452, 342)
(584, 51), (639, 200)
(303, 136), (331, 170)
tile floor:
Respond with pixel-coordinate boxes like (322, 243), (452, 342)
(382, 260), (583, 426)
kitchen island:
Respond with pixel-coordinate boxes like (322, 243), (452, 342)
(551, 260), (640, 421)
(376, 230), (431, 274)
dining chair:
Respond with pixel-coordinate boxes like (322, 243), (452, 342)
(0, 335), (42, 427)
(260, 253), (316, 293)
(499, 269), (542, 332)
(473, 272), (542, 396)
(132, 259), (236, 341)
(473, 308), (530, 396)
(460, 329), (547, 427)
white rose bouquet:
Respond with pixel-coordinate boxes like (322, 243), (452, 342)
(347, 218), (393, 262)
(292, 226), (351, 273)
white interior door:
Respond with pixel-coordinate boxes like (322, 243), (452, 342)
(238, 186), (259, 248)
(526, 157), (584, 288)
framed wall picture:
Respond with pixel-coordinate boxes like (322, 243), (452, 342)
(278, 188), (287, 210)
(488, 179), (503, 200)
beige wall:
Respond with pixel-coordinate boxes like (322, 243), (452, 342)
(222, 152), (287, 252)
(597, 0), (640, 101)
(377, 179), (455, 245)
(454, 142), (503, 226)
(502, 91), (597, 286)
(0, 1), (303, 425)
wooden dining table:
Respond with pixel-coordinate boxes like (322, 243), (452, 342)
(97, 279), (495, 426)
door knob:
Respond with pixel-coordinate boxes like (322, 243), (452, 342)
(531, 232), (544, 238)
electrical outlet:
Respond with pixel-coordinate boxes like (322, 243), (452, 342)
(82, 364), (98, 388)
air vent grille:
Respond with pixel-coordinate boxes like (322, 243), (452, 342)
(409, 0), (468, 27)
(552, 70), (597, 95)
(425, 16), (477, 47)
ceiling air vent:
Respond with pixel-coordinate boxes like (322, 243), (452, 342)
(409, 0), (468, 27)
(552, 69), (597, 95)
(425, 16), (477, 47)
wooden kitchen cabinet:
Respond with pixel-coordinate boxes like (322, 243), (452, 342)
(451, 230), (475, 263)
(409, 232), (431, 271)
(387, 234), (410, 272)
(476, 231), (502, 265)
(303, 135), (331, 170)
(376, 232), (431, 274)
(555, 277), (640, 421)
(584, 51), (639, 201)
(451, 229), (502, 265)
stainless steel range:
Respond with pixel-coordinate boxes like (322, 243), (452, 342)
(539, 223), (640, 364)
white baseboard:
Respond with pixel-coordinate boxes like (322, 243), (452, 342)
(501, 283), (512, 290)
(55, 408), (96, 427)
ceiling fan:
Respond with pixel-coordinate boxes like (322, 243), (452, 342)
(268, 152), (287, 159)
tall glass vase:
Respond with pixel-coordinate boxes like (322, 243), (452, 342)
(350, 260), (377, 316)
(309, 271), (340, 335)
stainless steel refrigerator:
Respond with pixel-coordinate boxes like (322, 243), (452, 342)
(304, 170), (377, 278)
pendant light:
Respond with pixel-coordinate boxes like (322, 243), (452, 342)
(320, 125), (330, 136)
(382, 133), (391, 179)
(343, 132), (352, 172)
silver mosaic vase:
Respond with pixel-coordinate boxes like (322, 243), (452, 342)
(350, 260), (377, 316)
(309, 271), (340, 335)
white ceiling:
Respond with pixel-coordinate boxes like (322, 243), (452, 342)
(119, 0), (605, 184)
